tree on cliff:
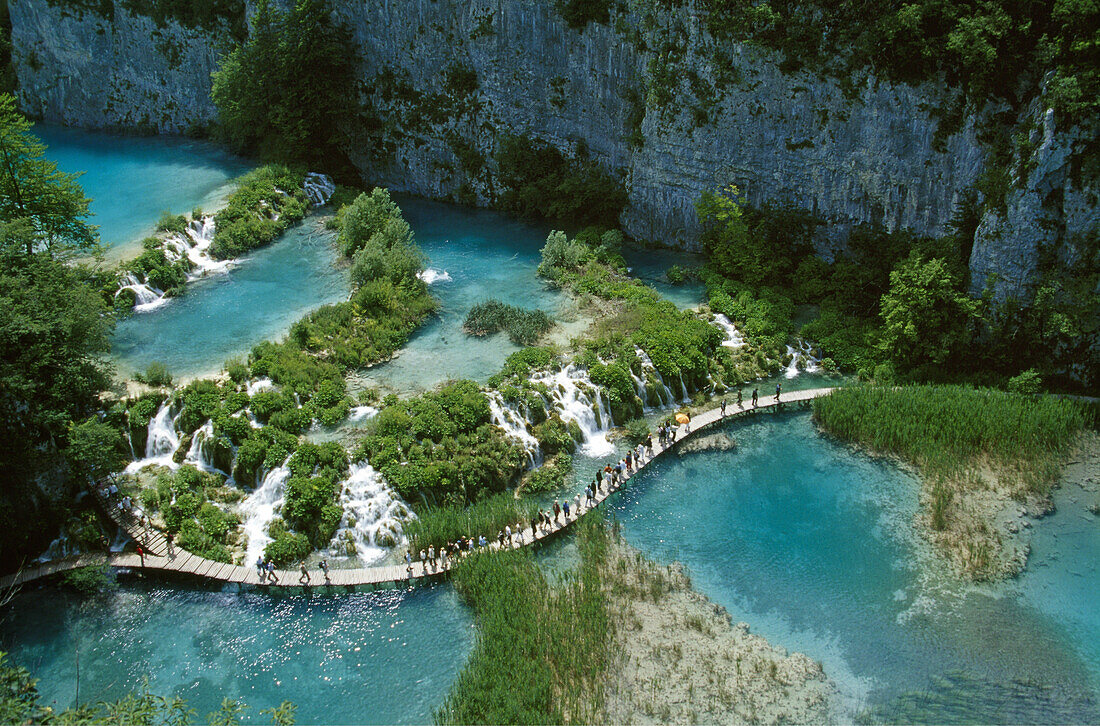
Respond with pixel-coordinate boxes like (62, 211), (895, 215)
(0, 94), (98, 258)
(211, 0), (355, 170)
(0, 99), (114, 567)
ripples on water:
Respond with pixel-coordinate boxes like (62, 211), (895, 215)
(1, 582), (473, 724)
(606, 411), (1100, 724)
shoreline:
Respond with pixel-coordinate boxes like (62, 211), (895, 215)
(602, 534), (835, 725)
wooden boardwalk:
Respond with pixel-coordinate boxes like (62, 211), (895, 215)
(1, 387), (833, 592)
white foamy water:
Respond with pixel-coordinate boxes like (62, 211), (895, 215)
(303, 172), (336, 206)
(348, 405), (379, 422)
(488, 393), (542, 466)
(417, 268), (452, 285)
(246, 377), (274, 396)
(713, 313), (747, 349)
(125, 401), (181, 472)
(239, 464), (290, 564)
(327, 463), (411, 563)
(785, 340), (821, 379)
(531, 365), (615, 458)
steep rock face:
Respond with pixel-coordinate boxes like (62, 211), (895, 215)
(340, 0), (986, 249)
(7, 0), (223, 133)
(7, 0), (1095, 297)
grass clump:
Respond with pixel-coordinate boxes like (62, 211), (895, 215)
(437, 515), (612, 725)
(463, 299), (554, 345)
(813, 385), (1087, 499)
(404, 492), (538, 554)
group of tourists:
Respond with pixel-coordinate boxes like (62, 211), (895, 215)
(253, 555), (330, 584)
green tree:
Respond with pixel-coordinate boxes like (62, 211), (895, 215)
(879, 254), (978, 372)
(211, 0), (355, 168)
(0, 94), (98, 257)
(67, 417), (130, 483)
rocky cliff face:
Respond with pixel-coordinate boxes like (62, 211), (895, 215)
(7, 0), (223, 133)
(7, 0), (1095, 301)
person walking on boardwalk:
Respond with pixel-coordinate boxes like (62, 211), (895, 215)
(752, 387), (758, 407)
(320, 558), (330, 582)
(165, 531), (175, 557)
(553, 500), (561, 523)
(299, 561), (310, 584)
(721, 399), (727, 416)
(266, 559), (277, 584)
(563, 499), (571, 519)
(737, 389), (743, 408)
(574, 492), (582, 515)
(405, 549), (412, 575)
(505, 524), (513, 547)
(428, 545), (437, 569)
(646, 434), (654, 456)
(775, 383), (781, 402)
(256, 556), (265, 579)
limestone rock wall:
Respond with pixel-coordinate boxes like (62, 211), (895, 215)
(6, 0), (1095, 300)
(7, 0), (224, 133)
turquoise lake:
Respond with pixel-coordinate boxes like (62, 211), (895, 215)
(605, 411), (1100, 723)
(0, 582), (474, 724)
(37, 125), (250, 259)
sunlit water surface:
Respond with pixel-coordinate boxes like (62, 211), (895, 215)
(1, 582), (473, 724)
(603, 411), (1100, 723)
(37, 125), (250, 259)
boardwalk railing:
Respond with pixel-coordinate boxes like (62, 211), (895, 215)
(0, 387), (833, 591)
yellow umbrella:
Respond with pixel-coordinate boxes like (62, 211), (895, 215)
(675, 412), (690, 424)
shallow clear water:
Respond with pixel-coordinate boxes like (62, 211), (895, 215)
(0, 581), (473, 724)
(621, 244), (706, 310)
(604, 411), (1100, 723)
(37, 125), (250, 259)
(358, 198), (577, 395)
(111, 220), (348, 379)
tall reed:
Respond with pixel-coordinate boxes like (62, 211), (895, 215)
(404, 493), (539, 553)
(813, 385), (1087, 498)
(436, 516), (612, 725)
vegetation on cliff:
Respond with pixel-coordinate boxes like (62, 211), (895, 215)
(0, 96), (115, 567)
(211, 0), (354, 170)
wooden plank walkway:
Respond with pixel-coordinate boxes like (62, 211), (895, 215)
(0, 387), (833, 591)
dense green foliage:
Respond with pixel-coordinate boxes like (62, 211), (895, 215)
(211, 0), (354, 168)
(557, 0), (615, 30)
(0, 651), (294, 725)
(495, 135), (627, 228)
(813, 385), (1088, 500)
(356, 380), (526, 508)
(522, 453), (574, 494)
(404, 492), (539, 554)
(0, 220), (113, 566)
(280, 442), (348, 549)
(437, 516), (611, 724)
(463, 299), (554, 345)
(136, 465), (239, 562)
(209, 165), (308, 259)
(0, 94), (98, 257)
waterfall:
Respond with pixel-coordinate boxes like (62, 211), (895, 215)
(487, 393), (542, 466)
(239, 463), (291, 563)
(348, 405), (379, 422)
(183, 420), (226, 474)
(116, 272), (168, 312)
(246, 377), (274, 396)
(303, 172), (336, 206)
(326, 463), (411, 563)
(784, 340), (821, 379)
(182, 216), (230, 277)
(417, 268), (453, 285)
(636, 348), (675, 407)
(531, 365), (615, 457)
(126, 401), (181, 472)
(713, 313), (747, 349)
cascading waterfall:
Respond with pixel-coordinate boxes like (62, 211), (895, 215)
(636, 349), (676, 408)
(417, 268), (453, 284)
(713, 313), (747, 349)
(116, 272), (168, 312)
(348, 405), (379, 422)
(302, 172), (336, 206)
(182, 216), (230, 277)
(246, 377), (274, 396)
(487, 393), (542, 466)
(530, 365), (616, 457)
(126, 401), (181, 472)
(785, 340), (821, 378)
(327, 463), (412, 563)
(183, 420), (227, 475)
(239, 463), (291, 564)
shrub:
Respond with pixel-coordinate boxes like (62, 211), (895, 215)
(137, 362), (173, 387)
(463, 300), (554, 345)
(404, 492), (539, 553)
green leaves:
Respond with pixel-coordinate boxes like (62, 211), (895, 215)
(0, 94), (98, 258)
